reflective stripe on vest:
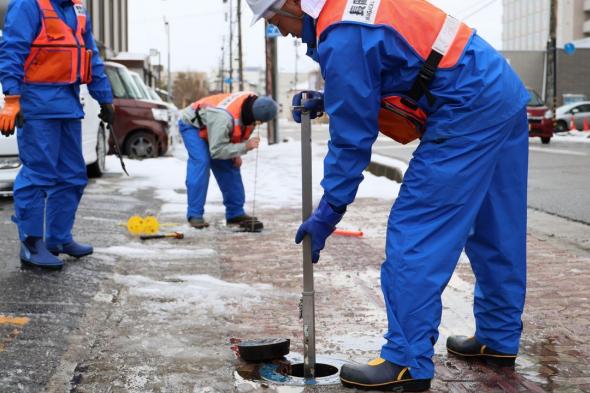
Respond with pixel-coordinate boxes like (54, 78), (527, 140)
(192, 92), (256, 144)
(316, 0), (472, 68)
(24, 0), (92, 85)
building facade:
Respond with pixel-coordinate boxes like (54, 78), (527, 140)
(503, 0), (590, 50)
(85, 0), (129, 57)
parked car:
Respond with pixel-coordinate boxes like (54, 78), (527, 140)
(128, 71), (181, 149)
(547, 101), (590, 133)
(104, 62), (170, 159)
(526, 88), (553, 144)
(0, 85), (107, 196)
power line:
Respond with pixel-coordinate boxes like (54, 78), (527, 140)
(458, 0), (500, 20)
(454, 0), (495, 19)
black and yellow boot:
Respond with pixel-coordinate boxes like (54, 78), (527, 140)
(340, 358), (431, 392)
(446, 336), (517, 367)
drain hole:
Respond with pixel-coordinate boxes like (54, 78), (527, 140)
(284, 363), (339, 378)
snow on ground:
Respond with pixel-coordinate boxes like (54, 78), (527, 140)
(551, 130), (590, 144)
(113, 273), (276, 315)
(106, 138), (401, 217)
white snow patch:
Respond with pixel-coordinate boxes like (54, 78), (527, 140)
(114, 274), (275, 314)
(97, 244), (217, 259)
(551, 131), (590, 144)
(106, 138), (402, 215)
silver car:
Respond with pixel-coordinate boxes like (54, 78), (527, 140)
(547, 101), (590, 132)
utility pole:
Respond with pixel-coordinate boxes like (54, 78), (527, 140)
(237, 0), (244, 91)
(265, 22), (279, 144)
(294, 39), (300, 92)
(546, 0), (558, 130)
(219, 41), (225, 92)
(228, 0), (234, 93)
(164, 17), (172, 100)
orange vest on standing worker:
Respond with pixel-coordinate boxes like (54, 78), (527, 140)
(316, 0), (473, 144)
(191, 92), (257, 144)
(24, 0), (92, 85)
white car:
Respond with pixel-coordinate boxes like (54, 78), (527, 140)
(0, 85), (106, 196)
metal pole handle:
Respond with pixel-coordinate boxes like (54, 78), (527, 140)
(299, 92), (316, 380)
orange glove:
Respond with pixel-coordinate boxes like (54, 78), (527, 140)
(0, 95), (21, 137)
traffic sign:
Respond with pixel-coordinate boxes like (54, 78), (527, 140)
(266, 24), (281, 39)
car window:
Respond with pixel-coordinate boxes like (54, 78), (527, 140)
(576, 104), (590, 113)
(131, 74), (153, 100)
(117, 68), (143, 100)
(105, 67), (129, 99)
(527, 89), (544, 107)
(148, 88), (163, 102)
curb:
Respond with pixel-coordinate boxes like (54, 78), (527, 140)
(367, 154), (408, 183)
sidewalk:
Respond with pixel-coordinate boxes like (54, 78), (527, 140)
(0, 136), (589, 392)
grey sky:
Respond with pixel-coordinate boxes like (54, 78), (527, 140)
(128, 0), (503, 74)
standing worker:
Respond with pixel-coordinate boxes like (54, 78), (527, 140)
(0, 0), (115, 269)
(179, 91), (278, 231)
(247, 0), (529, 391)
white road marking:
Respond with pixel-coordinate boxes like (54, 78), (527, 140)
(529, 147), (588, 156)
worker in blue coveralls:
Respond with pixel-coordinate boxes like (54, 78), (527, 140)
(0, 0), (114, 270)
(247, 0), (529, 391)
(179, 92), (279, 232)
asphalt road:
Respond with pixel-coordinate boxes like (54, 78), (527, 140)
(372, 137), (590, 225)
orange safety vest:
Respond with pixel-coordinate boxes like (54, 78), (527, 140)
(316, 0), (473, 144)
(191, 92), (256, 144)
(24, 0), (92, 85)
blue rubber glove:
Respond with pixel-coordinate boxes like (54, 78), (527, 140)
(291, 90), (324, 124)
(295, 197), (345, 263)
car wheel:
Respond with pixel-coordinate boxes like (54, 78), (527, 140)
(126, 131), (158, 159)
(87, 125), (107, 178)
(555, 120), (569, 133)
(541, 137), (551, 144)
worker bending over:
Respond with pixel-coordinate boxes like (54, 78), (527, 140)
(0, 0), (114, 269)
(179, 92), (278, 231)
(247, 0), (529, 391)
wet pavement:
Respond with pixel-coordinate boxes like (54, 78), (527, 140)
(0, 139), (589, 392)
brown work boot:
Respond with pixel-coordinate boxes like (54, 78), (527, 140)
(188, 218), (209, 229)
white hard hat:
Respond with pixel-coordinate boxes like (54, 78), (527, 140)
(247, 0), (287, 25)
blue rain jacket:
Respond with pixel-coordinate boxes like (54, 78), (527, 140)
(301, 16), (530, 209)
(0, 0), (112, 119)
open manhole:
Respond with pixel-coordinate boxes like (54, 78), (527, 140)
(281, 362), (339, 378)
(253, 354), (344, 386)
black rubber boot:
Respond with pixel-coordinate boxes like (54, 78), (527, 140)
(340, 358), (431, 392)
(227, 215), (263, 232)
(446, 336), (517, 367)
(226, 214), (258, 225)
(188, 218), (209, 229)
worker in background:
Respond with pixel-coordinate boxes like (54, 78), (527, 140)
(0, 0), (114, 270)
(247, 0), (529, 391)
(179, 92), (278, 232)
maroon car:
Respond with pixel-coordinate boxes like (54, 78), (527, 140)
(527, 88), (553, 144)
(104, 62), (170, 158)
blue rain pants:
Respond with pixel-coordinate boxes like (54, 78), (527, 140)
(13, 119), (87, 246)
(380, 108), (529, 379)
(179, 121), (246, 221)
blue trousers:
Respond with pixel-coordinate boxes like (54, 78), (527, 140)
(13, 119), (87, 246)
(179, 122), (245, 221)
(380, 109), (529, 379)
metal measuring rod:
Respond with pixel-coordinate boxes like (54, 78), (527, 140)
(294, 92), (317, 381)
